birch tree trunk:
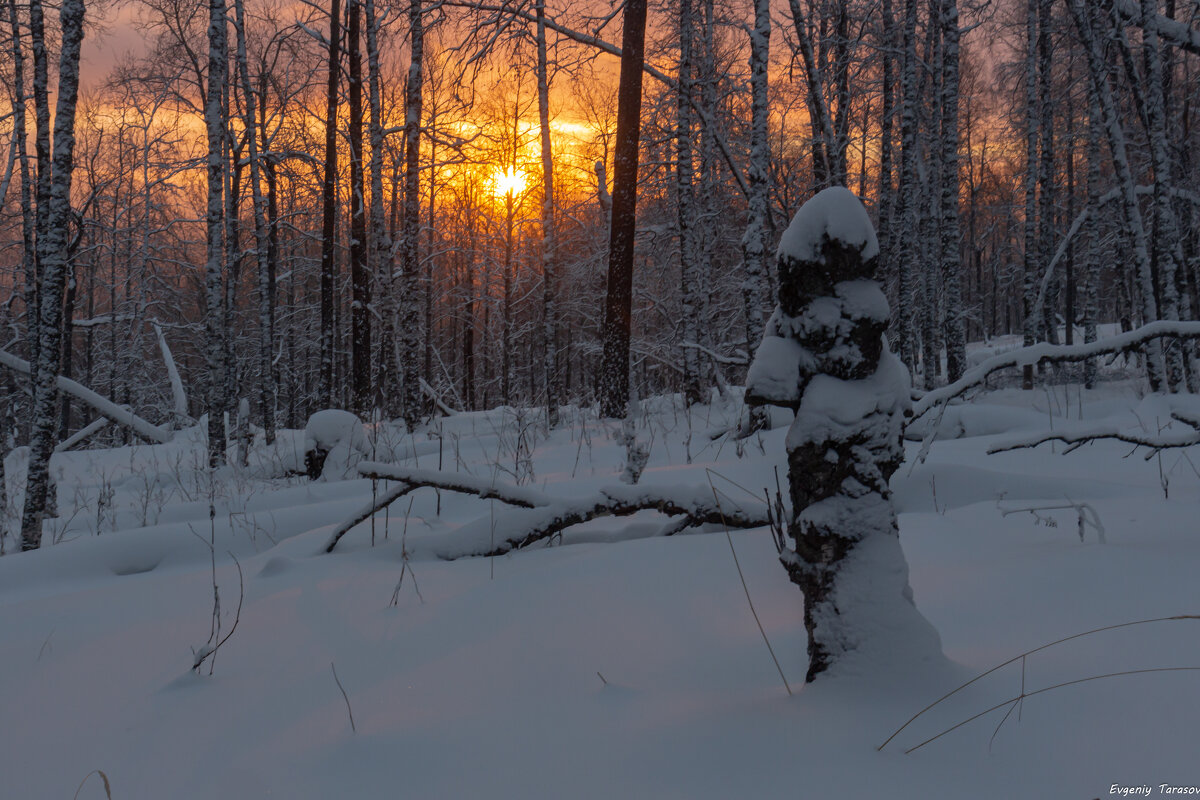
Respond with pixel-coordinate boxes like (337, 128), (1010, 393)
(892, 0), (920, 374)
(19, 0), (86, 549)
(1068, 0), (1166, 390)
(939, 0), (966, 381)
(1036, 0), (1057, 350)
(1140, 0), (1185, 390)
(202, 0), (229, 468)
(365, 0), (393, 417)
(1083, 103), (1102, 389)
(399, 0), (425, 428)
(787, 0), (836, 187)
(28, 0), (50, 374)
(677, 0), (703, 405)
(348, 0), (371, 413)
(741, 0), (772, 425)
(535, 0), (560, 425)
(233, 0), (276, 444)
(1021, 0), (1039, 389)
(9, 0), (37, 384)
(319, 0), (341, 406)
(877, 0), (896, 296)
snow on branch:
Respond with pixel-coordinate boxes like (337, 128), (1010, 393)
(323, 463), (770, 555)
(358, 462), (552, 508)
(0, 348), (173, 444)
(1111, 0), (1200, 56)
(987, 414), (1200, 457)
(911, 321), (1200, 421)
(453, 484), (771, 560)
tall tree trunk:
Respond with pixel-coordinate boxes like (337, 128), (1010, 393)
(347, 0), (371, 413)
(940, 0), (966, 380)
(365, 0), (392, 417)
(893, 0), (919, 374)
(787, 0), (836, 186)
(234, 0), (276, 443)
(1068, 0), (1165, 390)
(399, 0), (425, 428)
(1083, 102), (1102, 389)
(1021, 0), (1039, 389)
(27, 0), (52, 375)
(877, 0), (896, 290)
(741, 0), (772, 418)
(677, 0), (703, 405)
(19, 0), (86, 550)
(535, 0), (560, 424)
(319, 0), (342, 406)
(203, 0), (229, 468)
(9, 0), (37, 386)
(1036, 0), (1058, 350)
(599, 0), (648, 419)
(1141, 0), (1185, 390)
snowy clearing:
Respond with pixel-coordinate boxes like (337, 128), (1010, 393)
(2, 386), (1198, 798)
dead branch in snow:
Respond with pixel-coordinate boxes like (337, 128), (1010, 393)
(0, 348), (173, 444)
(912, 321), (1200, 423)
(323, 462), (770, 555)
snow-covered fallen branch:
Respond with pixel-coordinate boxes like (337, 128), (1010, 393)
(0, 349), (173, 444)
(911, 321), (1200, 422)
(987, 414), (1200, 458)
(323, 463), (770, 556)
(459, 484), (771, 560)
(55, 417), (111, 452)
(323, 463), (553, 552)
(420, 378), (460, 417)
(153, 322), (189, 424)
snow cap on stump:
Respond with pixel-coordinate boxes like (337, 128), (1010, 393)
(746, 187), (890, 409)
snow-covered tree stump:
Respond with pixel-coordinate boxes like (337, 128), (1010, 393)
(746, 187), (942, 683)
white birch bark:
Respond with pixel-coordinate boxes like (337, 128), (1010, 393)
(399, 0), (425, 428)
(1068, 0), (1166, 390)
(740, 0), (771, 401)
(233, 0), (277, 442)
(19, 0), (86, 550)
(203, 0), (229, 467)
(677, 0), (703, 405)
(939, 0), (966, 380)
(536, 0), (560, 425)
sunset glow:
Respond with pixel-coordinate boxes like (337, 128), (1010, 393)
(491, 167), (528, 198)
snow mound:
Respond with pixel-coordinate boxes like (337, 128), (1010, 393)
(303, 410), (372, 481)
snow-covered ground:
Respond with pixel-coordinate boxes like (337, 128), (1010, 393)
(3, 383), (1199, 798)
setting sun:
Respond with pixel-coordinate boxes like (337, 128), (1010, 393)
(491, 166), (528, 198)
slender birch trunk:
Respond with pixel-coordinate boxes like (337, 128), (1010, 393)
(1021, 0), (1038, 389)
(20, 0), (86, 549)
(1068, 0), (1165, 390)
(203, 0), (229, 468)
(233, 0), (276, 443)
(535, 0), (560, 424)
(940, 0), (966, 380)
(319, 0), (341, 406)
(677, 0), (703, 405)
(399, 0), (425, 428)
(741, 0), (772, 408)
(365, 0), (393, 416)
